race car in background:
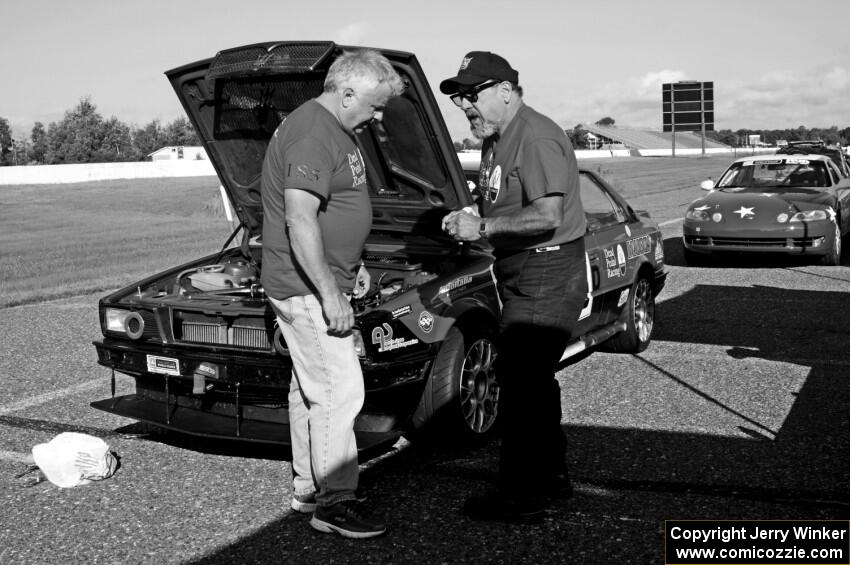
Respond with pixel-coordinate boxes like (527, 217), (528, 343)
(683, 154), (850, 265)
(91, 42), (666, 450)
(777, 140), (850, 177)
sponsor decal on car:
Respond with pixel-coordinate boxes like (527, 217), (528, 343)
(195, 362), (219, 377)
(617, 289), (629, 307)
(418, 311), (434, 333)
(147, 355), (180, 376)
(578, 253), (593, 320)
(439, 275), (473, 295)
(391, 305), (412, 319)
(626, 235), (652, 260)
(604, 245), (627, 278)
(371, 323), (419, 353)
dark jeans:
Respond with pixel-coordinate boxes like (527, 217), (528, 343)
(492, 238), (587, 497)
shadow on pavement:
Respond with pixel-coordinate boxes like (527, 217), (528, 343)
(179, 282), (849, 563)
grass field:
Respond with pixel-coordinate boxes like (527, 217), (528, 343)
(0, 176), (233, 307)
(0, 155), (734, 308)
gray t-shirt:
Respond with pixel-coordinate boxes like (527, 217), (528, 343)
(260, 100), (371, 300)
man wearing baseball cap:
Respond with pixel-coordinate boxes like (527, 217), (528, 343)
(441, 51), (587, 524)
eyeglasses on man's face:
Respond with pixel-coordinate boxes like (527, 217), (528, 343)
(450, 80), (500, 107)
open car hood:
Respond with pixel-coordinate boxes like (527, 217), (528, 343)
(166, 42), (470, 238)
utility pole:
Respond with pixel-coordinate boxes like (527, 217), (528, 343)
(700, 82), (706, 156)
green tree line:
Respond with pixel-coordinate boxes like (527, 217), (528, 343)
(0, 97), (200, 166)
(704, 126), (850, 147)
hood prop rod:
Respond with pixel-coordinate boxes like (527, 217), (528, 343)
(213, 221), (247, 264)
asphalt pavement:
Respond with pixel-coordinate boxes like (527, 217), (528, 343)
(1, 218), (848, 564)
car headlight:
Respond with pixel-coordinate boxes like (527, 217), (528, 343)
(789, 210), (828, 222)
(686, 209), (711, 221)
(103, 308), (145, 339)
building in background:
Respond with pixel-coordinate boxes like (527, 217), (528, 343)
(581, 124), (730, 151)
(148, 146), (207, 161)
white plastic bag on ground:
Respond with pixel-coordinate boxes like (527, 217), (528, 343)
(31, 432), (118, 488)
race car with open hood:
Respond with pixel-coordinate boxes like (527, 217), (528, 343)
(683, 154), (850, 265)
(91, 42), (667, 450)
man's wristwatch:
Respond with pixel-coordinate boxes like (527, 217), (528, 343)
(478, 220), (487, 239)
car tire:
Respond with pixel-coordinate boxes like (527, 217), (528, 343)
(820, 221), (842, 266)
(407, 324), (499, 445)
(603, 274), (655, 353)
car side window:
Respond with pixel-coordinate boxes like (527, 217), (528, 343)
(580, 173), (626, 231)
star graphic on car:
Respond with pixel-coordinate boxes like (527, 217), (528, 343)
(827, 207), (836, 222)
(734, 206), (755, 218)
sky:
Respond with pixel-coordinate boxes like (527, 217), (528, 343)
(3, 0), (850, 141)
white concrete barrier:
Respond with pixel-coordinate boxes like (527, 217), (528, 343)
(576, 149), (634, 158)
(460, 148), (763, 162)
(0, 147), (780, 185)
(0, 160), (216, 185)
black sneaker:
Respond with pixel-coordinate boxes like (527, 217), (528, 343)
(463, 491), (547, 524)
(310, 501), (387, 539)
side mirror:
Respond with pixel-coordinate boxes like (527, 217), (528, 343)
(700, 179), (715, 191)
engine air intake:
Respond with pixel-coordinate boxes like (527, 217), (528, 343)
(206, 42), (336, 79)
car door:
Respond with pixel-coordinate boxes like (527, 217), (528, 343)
(579, 171), (634, 328)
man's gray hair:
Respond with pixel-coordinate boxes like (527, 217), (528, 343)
(324, 49), (405, 96)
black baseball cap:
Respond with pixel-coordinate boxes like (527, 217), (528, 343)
(439, 51), (519, 94)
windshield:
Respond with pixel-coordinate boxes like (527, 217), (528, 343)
(716, 159), (831, 190)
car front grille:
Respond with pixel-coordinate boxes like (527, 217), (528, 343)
(177, 314), (275, 351)
(181, 321), (227, 344)
(231, 325), (273, 349)
(685, 235), (821, 249)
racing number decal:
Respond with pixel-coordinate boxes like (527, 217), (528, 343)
(371, 323), (419, 353)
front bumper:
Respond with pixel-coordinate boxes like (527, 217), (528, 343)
(682, 221), (835, 255)
(91, 394), (400, 450)
(92, 338), (428, 446)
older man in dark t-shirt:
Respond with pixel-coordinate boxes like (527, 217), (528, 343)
(441, 51), (587, 524)
(261, 49), (403, 539)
